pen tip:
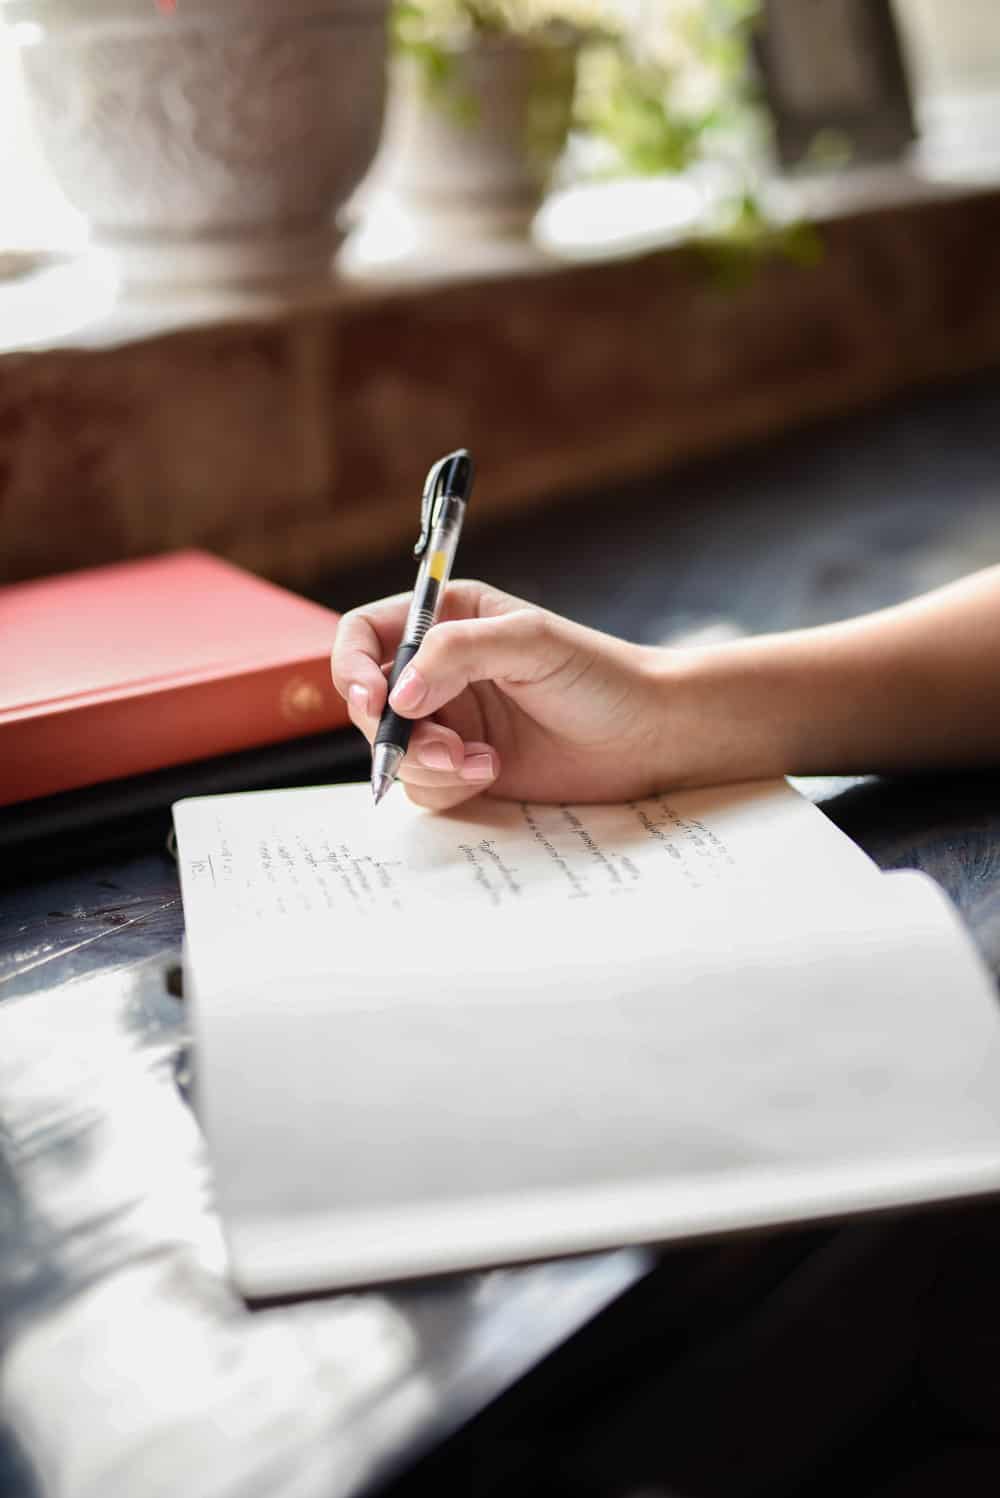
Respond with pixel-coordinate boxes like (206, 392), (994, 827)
(371, 773), (394, 807)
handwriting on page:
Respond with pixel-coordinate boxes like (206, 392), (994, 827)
(180, 790), (743, 934)
(520, 802), (733, 900)
(208, 828), (408, 920)
(628, 802), (736, 890)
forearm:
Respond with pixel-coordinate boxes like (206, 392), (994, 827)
(662, 566), (1000, 785)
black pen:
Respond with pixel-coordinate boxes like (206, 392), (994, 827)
(371, 449), (475, 804)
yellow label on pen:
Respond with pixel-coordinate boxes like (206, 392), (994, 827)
(428, 550), (447, 582)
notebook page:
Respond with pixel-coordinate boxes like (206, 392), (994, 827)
(173, 777), (1000, 1293)
(173, 778), (878, 990)
(189, 867), (1000, 1294)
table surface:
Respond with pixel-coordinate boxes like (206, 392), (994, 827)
(4, 370), (1000, 1498)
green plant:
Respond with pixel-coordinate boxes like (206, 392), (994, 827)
(392, 0), (759, 170)
(689, 191), (824, 287)
(389, 0), (819, 266)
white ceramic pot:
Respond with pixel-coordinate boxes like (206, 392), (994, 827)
(348, 34), (575, 267)
(2, 0), (389, 286)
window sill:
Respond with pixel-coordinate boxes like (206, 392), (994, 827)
(0, 162), (984, 355)
(2, 166), (1000, 587)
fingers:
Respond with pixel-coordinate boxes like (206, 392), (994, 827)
(331, 582), (530, 808)
(386, 608), (570, 721)
(331, 591), (411, 721)
(403, 782), (494, 813)
(344, 677), (501, 799)
(331, 581), (528, 709)
(402, 742), (499, 811)
(400, 736), (498, 788)
(347, 691), (467, 763)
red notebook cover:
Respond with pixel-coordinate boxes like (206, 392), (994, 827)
(1, 550), (350, 806)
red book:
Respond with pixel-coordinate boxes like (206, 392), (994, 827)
(1, 550), (350, 806)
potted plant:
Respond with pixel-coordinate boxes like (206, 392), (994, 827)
(346, 0), (769, 266)
(1, 0), (390, 289)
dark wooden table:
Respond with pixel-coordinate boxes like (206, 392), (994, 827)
(4, 370), (1000, 1498)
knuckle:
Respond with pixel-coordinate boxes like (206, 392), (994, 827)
(447, 579), (484, 610)
(337, 606), (364, 639)
(507, 606), (549, 646)
(476, 583), (517, 619)
(447, 618), (481, 653)
(421, 618), (473, 668)
(451, 579), (512, 611)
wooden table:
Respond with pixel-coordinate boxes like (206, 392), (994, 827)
(4, 371), (1000, 1498)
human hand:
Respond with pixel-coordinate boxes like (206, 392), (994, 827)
(336, 563), (1000, 809)
(331, 580), (676, 811)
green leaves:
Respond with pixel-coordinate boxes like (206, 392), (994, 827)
(384, 0), (823, 281)
(693, 193), (824, 287)
(575, 44), (711, 176)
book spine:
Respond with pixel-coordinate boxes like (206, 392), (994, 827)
(1, 654), (350, 806)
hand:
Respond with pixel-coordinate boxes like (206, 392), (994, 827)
(338, 562), (1000, 809)
(331, 580), (674, 812)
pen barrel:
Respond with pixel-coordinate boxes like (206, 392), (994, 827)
(375, 494), (467, 762)
(374, 642), (421, 754)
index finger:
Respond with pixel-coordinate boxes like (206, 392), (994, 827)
(332, 575), (502, 716)
(331, 581), (494, 712)
(331, 591), (412, 715)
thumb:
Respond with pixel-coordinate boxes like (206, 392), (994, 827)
(387, 608), (573, 719)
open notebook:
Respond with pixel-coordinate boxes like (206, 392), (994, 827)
(173, 779), (1000, 1296)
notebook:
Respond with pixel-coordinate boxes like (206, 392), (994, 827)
(172, 778), (1000, 1296)
(1, 550), (347, 806)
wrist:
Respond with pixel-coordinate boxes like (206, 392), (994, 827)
(639, 634), (822, 791)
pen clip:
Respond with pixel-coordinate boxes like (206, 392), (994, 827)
(413, 454), (449, 559)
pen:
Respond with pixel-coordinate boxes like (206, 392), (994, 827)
(371, 449), (475, 804)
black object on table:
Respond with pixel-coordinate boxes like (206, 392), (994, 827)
(4, 371), (1000, 1498)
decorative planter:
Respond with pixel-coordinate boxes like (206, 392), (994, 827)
(2, 0), (389, 287)
(345, 33), (576, 271)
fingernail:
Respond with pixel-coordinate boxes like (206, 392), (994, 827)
(460, 753), (494, 782)
(390, 666), (426, 711)
(348, 683), (368, 714)
(416, 742), (454, 772)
